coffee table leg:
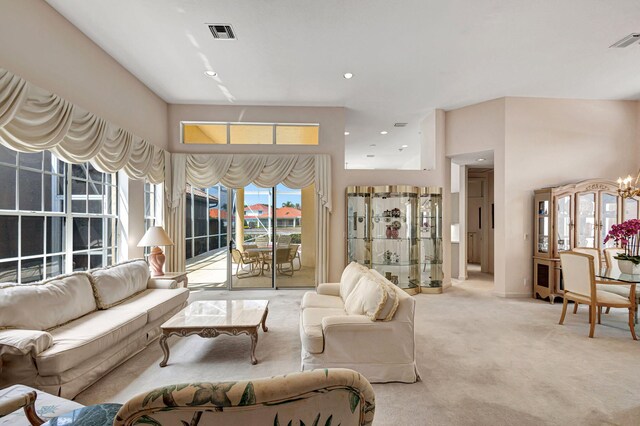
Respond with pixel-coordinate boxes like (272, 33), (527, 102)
(159, 334), (170, 367)
(250, 329), (258, 365)
(262, 307), (269, 332)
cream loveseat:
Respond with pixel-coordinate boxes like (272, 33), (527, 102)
(300, 262), (419, 383)
(0, 259), (189, 398)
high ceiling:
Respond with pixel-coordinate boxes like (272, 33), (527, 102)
(46, 0), (640, 169)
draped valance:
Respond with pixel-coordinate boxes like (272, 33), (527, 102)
(164, 153), (332, 283)
(168, 153), (332, 212)
(0, 69), (166, 183)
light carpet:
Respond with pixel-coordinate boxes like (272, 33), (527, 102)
(75, 273), (640, 425)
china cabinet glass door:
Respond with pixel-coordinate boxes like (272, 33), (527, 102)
(600, 192), (618, 249)
(346, 188), (370, 265)
(624, 198), (638, 220)
(576, 193), (596, 248)
(555, 195), (572, 253)
(370, 187), (419, 291)
(536, 199), (550, 254)
(419, 189), (442, 291)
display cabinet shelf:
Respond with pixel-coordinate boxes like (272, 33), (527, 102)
(346, 185), (443, 295)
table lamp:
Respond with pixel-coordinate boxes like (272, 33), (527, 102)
(137, 226), (174, 276)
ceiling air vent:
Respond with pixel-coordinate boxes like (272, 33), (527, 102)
(610, 33), (640, 48)
(394, 123), (408, 127)
(366, 154), (375, 158)
(207, 24), (237, 40)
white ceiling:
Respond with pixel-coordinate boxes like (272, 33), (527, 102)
(451, 150), (494, 168)
(46, 0), (640, 169)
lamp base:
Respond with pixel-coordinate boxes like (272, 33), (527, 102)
(148, 246), (166, 276)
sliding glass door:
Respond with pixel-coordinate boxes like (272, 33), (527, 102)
(185, 182), (316, 290)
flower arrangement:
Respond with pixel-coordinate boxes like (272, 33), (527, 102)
(604, 219), (640, 264)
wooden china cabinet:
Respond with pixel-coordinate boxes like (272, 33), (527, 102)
(533, 179), (639, 303)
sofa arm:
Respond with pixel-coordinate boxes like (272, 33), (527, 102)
(147, 278), (178, 289)
(316, 283), (340, 297)
(0, 329), (53, 357)
(321, 315), (415, 364)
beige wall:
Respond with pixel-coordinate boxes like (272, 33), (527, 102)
(169, 105), (451, 285)
(504, 97), (639, 297)
(0, 0), (168, 148)
(446, 97), (640, 297)
(446, 99), (507, 295)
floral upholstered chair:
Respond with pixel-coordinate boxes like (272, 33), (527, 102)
(114, 368), (375, 426)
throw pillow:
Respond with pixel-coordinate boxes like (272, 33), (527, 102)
(339, 262), (369, 301)
(344, 274), (387, 320)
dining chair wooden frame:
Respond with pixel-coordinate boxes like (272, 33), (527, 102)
(559, 251), (637, 340)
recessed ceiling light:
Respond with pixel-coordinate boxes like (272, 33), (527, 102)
(343, 72), (354, 79)
(204, 70), (217, 77)
(401, 144), (408, 148)
(344, 131), (350, 136)
(476, 158), (486, 162)
(380, 131), (388, 135)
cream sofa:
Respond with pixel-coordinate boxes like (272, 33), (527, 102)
(300, 262), (419, 383)
(0, 259), (189, 399)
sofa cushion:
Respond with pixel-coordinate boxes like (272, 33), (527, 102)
(0, 329), (53, 357)
(301, 292), (345, 310)
(339, 262), (369, 301)
(35, 309), (147, 375)
(90, 260), (150, 308)
(344, 274), (387, 320)
(0, 273), (96, 330)
(300, 308), (346, 354)
(368, 269), (401, 321)
(109, 288), (189, 323)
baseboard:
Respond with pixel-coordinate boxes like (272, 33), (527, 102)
(493, 290), (532, 298)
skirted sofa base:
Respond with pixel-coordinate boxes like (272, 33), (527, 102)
(0, 260), (189, 398)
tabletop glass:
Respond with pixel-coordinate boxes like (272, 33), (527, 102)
(161, 300), (269, 329)
(597, 267), (640, 284)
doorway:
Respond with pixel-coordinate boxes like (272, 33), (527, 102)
(449, 151), (495, 284)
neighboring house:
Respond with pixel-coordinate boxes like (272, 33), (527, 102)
(244, 204), (301, 228)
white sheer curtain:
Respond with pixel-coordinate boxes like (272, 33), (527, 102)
(165, 153), (332, 284)
(0, 68), (166, 183)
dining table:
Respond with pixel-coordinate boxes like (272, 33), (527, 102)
(244, 247), (272, 276)
(596, 265), (640, 324)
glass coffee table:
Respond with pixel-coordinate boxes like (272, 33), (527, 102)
(159, 300), (269, 366)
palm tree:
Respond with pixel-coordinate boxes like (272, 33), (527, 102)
(281, 201), (294, 208)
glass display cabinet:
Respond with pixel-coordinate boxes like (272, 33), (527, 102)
(346, 185), (443, 295)
(419, 188), (443, 293)
(533, 179), (637, 303)
(346, 186), (371, 266)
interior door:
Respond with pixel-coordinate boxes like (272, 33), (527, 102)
(576, 192), (596, 248)
(467, 198), (482, 264)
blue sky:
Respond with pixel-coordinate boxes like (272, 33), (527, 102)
(207, 183), (301, 208)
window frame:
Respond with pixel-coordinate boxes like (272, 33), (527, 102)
(180, 121), (320, 145)
(0, 149), (118, 283)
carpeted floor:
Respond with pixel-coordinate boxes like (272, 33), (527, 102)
(75, 272), (640, 425)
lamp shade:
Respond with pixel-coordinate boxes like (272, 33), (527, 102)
(137, 226), (174, 247)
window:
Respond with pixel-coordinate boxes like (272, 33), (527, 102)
(0, 146), (118, 283)
(143, 182), (161, 255)
(181, 122), (319, 145)
(185, 184), (228, 261)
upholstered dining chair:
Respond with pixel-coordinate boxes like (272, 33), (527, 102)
(570, 247), (617, 319)
(600, 247), (639, 322)
(558, 251), (637, 339)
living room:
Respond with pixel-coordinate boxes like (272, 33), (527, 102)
(2, 1), (640, 425)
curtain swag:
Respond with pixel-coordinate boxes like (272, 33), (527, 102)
(164, 153), (332, 283)
(0, 68), (166, 183)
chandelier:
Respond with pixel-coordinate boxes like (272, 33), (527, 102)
(617, 171), (640, 198)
